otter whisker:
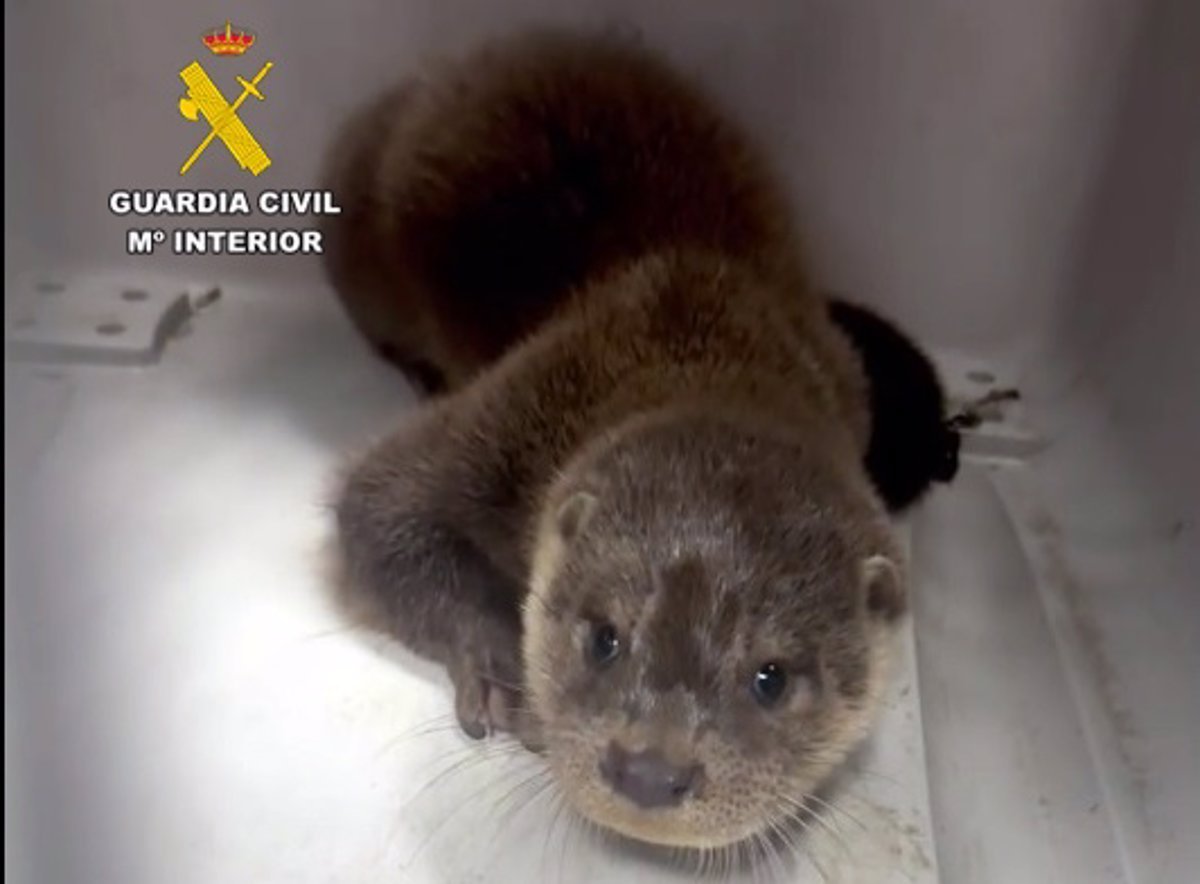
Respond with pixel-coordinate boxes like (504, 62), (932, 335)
(776, 792), (845, 847)
(407, 750), (545, 865)
(402, 738), (527, 815)
(805, 806), (854, 867)
(766, 814), (807, 883)
(767, 828), (790, 884)
(795, 818), (832, 884)
(401, 743), (495, 807)
(485, 766), (543, 822)
(773, 799), (831, 884)
(514, 774), (559, 824)
(765, 814), (808, 879)
(568, 801), (602, 877)
(484, 763), (554, 849)
(798, 747), (905, 792)
(462, 666), (528, 695)
(748, 831), (765, 884)
(781, 794), (854, 869)
(695, 843), (709, 879)
(798, 790), (870, 836)
(668, 844), (686, 878)
(578, 812), (603, 864)
(539, 788), (570, 883)
(842, 765), (905, 791)
(492, 790), (551, 856)
(558, 801), (584, 884)
(372, 713), (465, 759)
(495, 777), (560, 862)
(822, 785), (920, 855)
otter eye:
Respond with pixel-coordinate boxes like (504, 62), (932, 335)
(589, 622), (621, 666)
(752, 662), (788, 707)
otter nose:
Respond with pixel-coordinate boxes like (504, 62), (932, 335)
(599, 743), (703, 809)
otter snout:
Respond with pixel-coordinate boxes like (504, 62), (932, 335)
(599, 743), (704, 809)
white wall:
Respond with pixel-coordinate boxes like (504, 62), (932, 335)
(5, 0), (1147, 356)
(1013, 4), (1200, 878)
(1040, 0), (1200, 538)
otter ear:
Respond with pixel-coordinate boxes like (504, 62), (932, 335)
(556, 491), (598, 542)
(861, 555), (905, 622)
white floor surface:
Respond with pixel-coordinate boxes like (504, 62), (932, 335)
(5, 277), (1195, 883)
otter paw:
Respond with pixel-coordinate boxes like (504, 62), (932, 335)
(452, 671), (521, 739)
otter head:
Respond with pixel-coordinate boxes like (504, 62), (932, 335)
(523, 412), (905, 849)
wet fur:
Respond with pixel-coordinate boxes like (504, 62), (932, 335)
(325, 28), (933, 848)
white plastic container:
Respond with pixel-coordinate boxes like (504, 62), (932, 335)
(6, 2), (1197, 882)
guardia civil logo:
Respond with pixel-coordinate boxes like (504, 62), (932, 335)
(177, 21), (274, 176)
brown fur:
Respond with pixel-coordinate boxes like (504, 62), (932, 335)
(325, 28), (905, 849)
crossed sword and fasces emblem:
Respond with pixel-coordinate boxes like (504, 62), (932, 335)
(178, 60), (274, 176)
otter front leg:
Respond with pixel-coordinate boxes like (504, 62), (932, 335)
(335, 423), (526, 740)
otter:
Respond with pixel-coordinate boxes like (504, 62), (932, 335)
(323, 28), (946, 850)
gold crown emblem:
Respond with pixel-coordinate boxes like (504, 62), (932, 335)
(203, 21), (255, 56)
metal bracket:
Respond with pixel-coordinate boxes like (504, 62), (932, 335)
(6, 269), (221, 367)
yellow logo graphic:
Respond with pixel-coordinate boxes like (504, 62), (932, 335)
(177, 23), (273, 176)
